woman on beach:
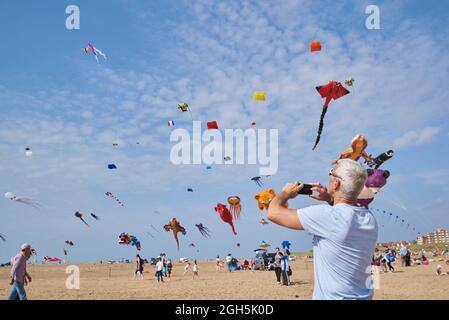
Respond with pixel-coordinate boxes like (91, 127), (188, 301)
(281, 249), (291, 286)
(274, 248), (283, 285)
(155, 258), (164, 282)
(167, 259), (173, 279)
(133, 254), (144, 280)
(192, 260), (199, 279)
(216, 255), (222, 272)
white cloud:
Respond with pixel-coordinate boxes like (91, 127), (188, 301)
(393, 127), (440, 148)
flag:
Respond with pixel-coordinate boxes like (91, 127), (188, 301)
(207, 121), (218, 130)
(168, 120), (174, 127)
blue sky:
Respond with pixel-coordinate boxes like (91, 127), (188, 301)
(1, 0), (448, 263)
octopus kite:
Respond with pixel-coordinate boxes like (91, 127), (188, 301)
(4, 192), (41, 209)
(333, 134), (373, 164)
(74, 211), (89, 227)
(118, 232), (141, 251)
(313, 81), (350, 150)
(251, 176), (263, 187)
(254, 188), (288, 211)
(195, 223), (211, 238)
(0, 233), (6, 242)
(65, 240), (74, 246)
(105, 192), (124, 207)
(214, 203), (237, 235)
(227, 196), (242, 220)
(82, 43), (107, 63)
(163, 218), (186, 250)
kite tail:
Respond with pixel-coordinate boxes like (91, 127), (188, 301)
(312, 106), (328, 150)
(229, 223), (237, 235)
(81, 218), (90, 227)
(174, 231), (180, 250)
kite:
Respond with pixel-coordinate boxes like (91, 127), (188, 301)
(178, 103), (192, 118)
(187, 188), (193, 192)
(0, 233), (6, 241)
(107, 164), (117, 169)
(163, 218), (187, 250)
(105, 192), (124, 207)
(344, 78), (355, 88)
(253, 91), (266, 101)
(310, 41), (321, 52)
(82, 43), (107, 63)
(214, 203), (237, 235)
(168, 120), (175, 127)
(146, 231), (155, 239)
(90, 213), (99, 220)
(227, 196), (242, 220)
(369, 150), (394, 169)
(236, 243), (240, 247)
(251, 122), (256, 126)
(312, 81), (350, 150)
(254, 188), (288, 211)
(259, 218), (269, 225)
(189, 242), (196, 248)
(44, 256), (63, 262)
(259, 241), (270, 249)
(118, 232), (141, 251)
(65, 240), (74, 246)
(195, 223), (211, 238)
(4, 192), (41, 209)
(207, 121), (219, 130)
(224, 156), (232, 162)
(63, 249), (68, 257)
(112, 142), (119, 147)
(357, 169), (390, 208)
(333, 134), (373, 164)
(281, 241), (291, 250)
(251, 176), (263, 187)
(206, 165), (212, 170)
(151, 225), (160, 233)
(74, 211), (89, 227)
(25, 147), (32, 157)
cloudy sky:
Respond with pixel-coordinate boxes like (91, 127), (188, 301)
(1, 0), (448, 263)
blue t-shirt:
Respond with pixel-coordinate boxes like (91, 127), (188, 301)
(298, 204), (378, 300)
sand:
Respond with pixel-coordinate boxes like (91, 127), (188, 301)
(0, 259), (447, 300)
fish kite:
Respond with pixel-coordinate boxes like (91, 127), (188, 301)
(369, 150), (394, 169)
(118, 232), (141, 251)
(90, 213), (100, 220)
(251, 176), (263, 187)
(44, 256), (63, 262)
(259, 241), (270, 249)
(25, 147), (32, 157)
(163, 218), (186, 250)
(82, 43), (107, 63)
(313, 81), (350, 150)
(195, 223), (211, 238)
(281, 241), (291, 250)
(333, 134), (373, 164)
(227, 196), (242, 220)
(4, 192), (41, 209)
(74, 211), (89, 227)
(65, 240), (74, 246)
(105, 192), (124, 207)
(214, 203), (237, 235)
(0, 233), (6, 241)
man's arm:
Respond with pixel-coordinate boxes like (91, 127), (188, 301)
(267, 183), (304, 230)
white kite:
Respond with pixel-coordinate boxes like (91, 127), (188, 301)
(4, 192), (41, 209)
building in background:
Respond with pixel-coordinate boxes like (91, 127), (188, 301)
(417, 228), (449, 244)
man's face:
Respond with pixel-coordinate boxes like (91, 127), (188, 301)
(23, 248), (32, 258)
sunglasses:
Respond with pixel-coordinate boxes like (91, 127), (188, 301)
(329, 168), (344, 181)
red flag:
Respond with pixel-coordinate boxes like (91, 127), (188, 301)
(207, 121), (219, 130)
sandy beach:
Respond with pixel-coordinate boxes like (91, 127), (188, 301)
(1, 259), (447, 300)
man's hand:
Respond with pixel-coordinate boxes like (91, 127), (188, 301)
(309, 182), (333, 205)
(9, 277), (14, 285)
(278, 183), (303, 202)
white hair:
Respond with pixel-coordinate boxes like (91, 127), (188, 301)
(333, 159), (367, 199)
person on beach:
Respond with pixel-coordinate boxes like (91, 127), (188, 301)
(155, 258), (164, 282)
(183, 261), (191, 275)
(274, 248), (282, 285)
(133, 254), (144, 280)
(281, 249), (291, 286)
(267, 159), (378, 300)
(216, 255), (222, 272)
(225, 253), (233, 272)
(167, 259), (173, 279)
(399, 244), (408, 267)
(192, 260), (199, 279)
(8, 243), (33, 300)
(385, 249), (395, 272)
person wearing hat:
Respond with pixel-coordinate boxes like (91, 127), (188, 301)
(7, 243), (33, 300)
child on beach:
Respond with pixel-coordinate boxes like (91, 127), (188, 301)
(192, 260), (199, 279)
(183, 262), (191, 275)
(216, 255), (222, 272)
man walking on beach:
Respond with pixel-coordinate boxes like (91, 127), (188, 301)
(7, 243), (33, 300)
(267, 159), (378, 300)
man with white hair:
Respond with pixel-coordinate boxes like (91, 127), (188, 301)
(7, 243), (33, 300)
(267, 159), (378, 299)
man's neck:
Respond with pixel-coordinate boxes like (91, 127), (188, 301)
(333, 194), (357, 206)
